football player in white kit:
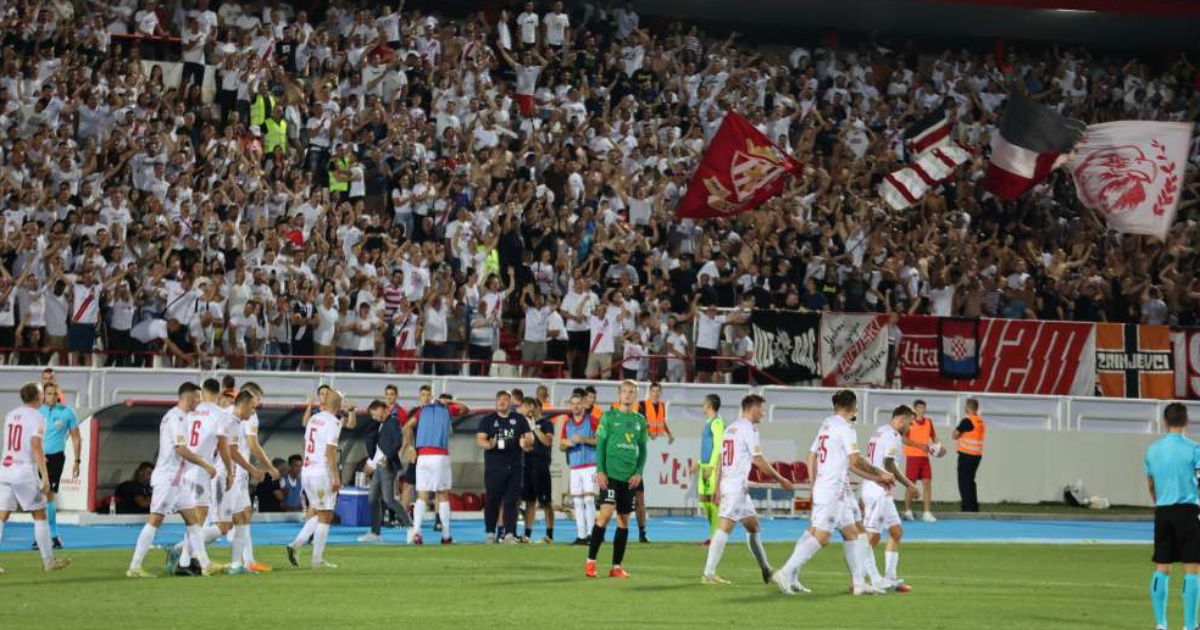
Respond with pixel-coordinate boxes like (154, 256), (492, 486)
(126, 382), (219, 577)
(773, 389), (895, 596)
(212, 390), (266, 575)
(168, 379), (233, 576)
(0, 382), (70, 573)
(701, 394), (793, 585)
(285, 389), (343, 569)
(864, 405), (919, 592)
(234, 381), (279, 573)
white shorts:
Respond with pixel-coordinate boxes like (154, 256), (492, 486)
(229, 475), (251, 514)
(188, 468), (213, 508)
(810, 495), (858, 532)
(210, 473), (235, 522)
(0, 477), (46, 512)
(415, 454), (452, 493)
(302, 471), (337, 511)
(150, 480), (196, 515)
(568, 466), (597, 495)
(863, 490), (901, 534)
(717, 480), (756, 522)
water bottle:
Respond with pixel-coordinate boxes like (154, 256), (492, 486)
(109, 495), (117, 516)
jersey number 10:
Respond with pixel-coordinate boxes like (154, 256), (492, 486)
(5, 424), (22, 452)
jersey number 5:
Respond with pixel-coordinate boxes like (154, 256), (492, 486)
(817, 435), (829, 464)
(721, 439), (734, 466)
(305, 429), (316, 454)
(5, 424), (22, 451)
(866, 442), (875, 462)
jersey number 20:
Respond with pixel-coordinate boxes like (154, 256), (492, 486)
(721, 439), (734, 466)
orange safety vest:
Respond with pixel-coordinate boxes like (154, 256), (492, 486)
(640, 399), (667, 436)
(957, 413), (986, 456)
(904, 417), (936, 457)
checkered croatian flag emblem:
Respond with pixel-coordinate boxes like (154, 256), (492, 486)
(938, 318), (981, 380)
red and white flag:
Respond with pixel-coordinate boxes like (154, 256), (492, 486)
(984, 97), (1085, 200)
(1068, 121), (1193, 240)
(675, 111), (802, 220)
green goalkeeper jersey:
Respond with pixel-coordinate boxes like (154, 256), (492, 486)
(595, 408), (648, 483)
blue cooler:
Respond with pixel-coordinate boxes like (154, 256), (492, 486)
(334, 487), (371, 526)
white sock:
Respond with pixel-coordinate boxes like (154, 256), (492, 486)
(747, 531), (771, 573)
(291, 516), (318, 548)
(187, 525), (211, 568)
(843, 539), (865, 585)
(34, 520), (53, 567)
(230, 525), (247, 568)
(438, 501), (452, 539)
(178, 535), (192, 566)
(573, 497), (587, 539)
(242, 526), (256, 565)
(0, 521), (5, 547)
(203, 525), (222, 544)
(885, 550), (899, 580)
(584, 499), (596, 532)
(129, 523), (158, 570)
(703, 529), (729, 576)
(312, 523), (330, 565)
(781, 532), (822, 578)
(856, 536), (884, 584)
(411, 500), (426, 536)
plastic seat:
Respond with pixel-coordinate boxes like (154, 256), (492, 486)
(791, 461), (810, 484)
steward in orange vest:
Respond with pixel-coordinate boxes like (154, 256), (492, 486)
(953, 398), (986, 512)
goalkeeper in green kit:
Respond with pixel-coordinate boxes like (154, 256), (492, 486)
(585, 380), (648, 579)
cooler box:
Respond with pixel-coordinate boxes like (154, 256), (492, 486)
(335, 487), (371, 526)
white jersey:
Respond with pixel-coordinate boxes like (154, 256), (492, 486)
(150, 406), (190, 487)
(0, 406), (45, 482)
(303, 411), (342, 473)
(810, 414), (858, 502)
(185, 401), (229, 467)
(863, 424), (901, 497)
(720, 417), (760, 487)
(222, 405), (250, 480)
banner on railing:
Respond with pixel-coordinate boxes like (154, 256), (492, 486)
(938, 317), (981, 379)
(1096, 323), (1173, 399)
(1172, 328), (1200, 400)
(820, 314), (889, 387)
(897, 315), (1095, 395)
(749, 310), (820, 382)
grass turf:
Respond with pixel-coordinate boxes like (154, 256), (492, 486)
(0, 542), (1151, 629)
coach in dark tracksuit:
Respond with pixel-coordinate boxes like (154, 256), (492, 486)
(363, 401), (413, 540)
(477, 390), (533, 542)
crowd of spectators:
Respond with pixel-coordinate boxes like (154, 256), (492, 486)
(0, 0), (1198, 382)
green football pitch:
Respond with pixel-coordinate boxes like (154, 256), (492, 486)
(0, 543), (1151, 629)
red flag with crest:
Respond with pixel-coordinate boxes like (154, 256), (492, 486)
(675, 112), (802, 220)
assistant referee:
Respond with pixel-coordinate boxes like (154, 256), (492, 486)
(39, 381), (80, 549)
(1145, 403), (1200, 630)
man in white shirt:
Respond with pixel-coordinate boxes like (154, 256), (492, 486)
(773, 390), (895, 596)
(692, 300), (747, 383)
(520, 288), (550, 377)
(561, 278), (598, 378)
(543, 2), (569, 49)
(701, 394), (792, 585)
(863, 405), (918, 592)
(516, 1), (539, 48)
(66, 267), (106, 366)
(585, 301), (618, 380)
(180, 16), (207, 88)
(285, 390), (343, 569)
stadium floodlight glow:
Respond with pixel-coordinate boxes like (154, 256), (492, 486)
(1050, 8), (1096, 13)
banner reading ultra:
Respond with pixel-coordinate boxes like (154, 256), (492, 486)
(897, 315), (1095, 395)
(820, 314), (889, 387)
(1094, 323), (1173, 399)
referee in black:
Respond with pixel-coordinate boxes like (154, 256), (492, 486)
(521, 397), (555, 543)
(477, 390), (533, 543)
(1145, 402), (1200, 630)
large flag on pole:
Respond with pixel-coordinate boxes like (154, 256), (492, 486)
(675, 112), (802, 220)
(1068, 121), (1193, 240)
(878, 107), (972, 211)
(984, 96), (1085, 200)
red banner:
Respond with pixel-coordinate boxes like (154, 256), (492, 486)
(1173, 328), (1200, 400)
(675, 111), (801, 220)
(897, 315), (1095, 395)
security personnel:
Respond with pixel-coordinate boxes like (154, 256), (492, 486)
(249, 83), (275, 132)
(1145, 403), (1200, 630)
(263, 105), (288, 156)
(327, 145), (351, 197)
(952, 398), (986, 512)
(634, 382), (671, 543)
(476, 390), (533, 542)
